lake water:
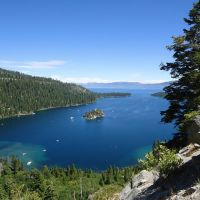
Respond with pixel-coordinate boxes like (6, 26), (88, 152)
(0, 89), (174, 170)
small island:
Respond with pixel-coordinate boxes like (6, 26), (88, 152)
(83, 109), (104, 120)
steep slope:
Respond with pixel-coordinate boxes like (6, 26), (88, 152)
(0, 68), (96, 119)
(119, 143), (200, 200)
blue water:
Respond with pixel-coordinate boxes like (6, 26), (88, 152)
(0, 89), (174, 170)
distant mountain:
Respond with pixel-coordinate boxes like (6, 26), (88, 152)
(81, 81), (171, 90)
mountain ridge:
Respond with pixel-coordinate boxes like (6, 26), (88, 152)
(81, 81), (171, 90)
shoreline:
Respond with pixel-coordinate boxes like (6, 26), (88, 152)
(0, 93), (131, 121)
(0, 101), (96, 121)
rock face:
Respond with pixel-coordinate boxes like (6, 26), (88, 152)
(119, 170), (159, 200)
(187, 115), (200, 144)
(177, 143), (200, 163)
(119, 144), (200, 200)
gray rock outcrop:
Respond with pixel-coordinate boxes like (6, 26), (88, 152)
(119, 143), (200, 200)
(119, 170), (159, 200)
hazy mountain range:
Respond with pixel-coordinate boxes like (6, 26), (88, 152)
(81, 81), (171, 90)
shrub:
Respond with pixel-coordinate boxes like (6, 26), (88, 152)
(139, 142), (182, 178)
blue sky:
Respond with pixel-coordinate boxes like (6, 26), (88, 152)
(0, 0), (196, 83)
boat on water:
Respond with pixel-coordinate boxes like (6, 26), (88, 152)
(27, 161), (32, 166)
(70, 116), (74, 120)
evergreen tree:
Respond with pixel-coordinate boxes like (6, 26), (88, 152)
(0, 158), (134, 199)
(113, 167), (119, 182)
(3, 177), (17, 199)
(160, 1), (200, 131)
(124, 168), (129, 183)
(42, 165), (51, 178)
(0, 185), (7, 200)
(99, 177), (104, 186)
(44, 183), (57, 200)
(101, 173), (106, 184)
(0, 68), (96, 119)
(30, 169), (45, 193)
(105, 173), (111, 184)
(11, 156), (23, 174)
(2, 160), (12, 175)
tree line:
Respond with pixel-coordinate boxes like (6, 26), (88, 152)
(0, 157), (135, 200)
(0, 68), (96, 119)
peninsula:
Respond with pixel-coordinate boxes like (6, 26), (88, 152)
(0, 68), (129, 120)
(151, 91), (166, 98)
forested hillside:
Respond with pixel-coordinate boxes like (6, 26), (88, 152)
(0, 157), (134, 199)
(0, 68), (96, 119)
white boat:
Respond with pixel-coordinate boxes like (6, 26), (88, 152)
(42, 149), (47, 152)
(56, 139), (60, 142)
(22, 152), (27, 156)
(27, 161), (32, 166)
(70, 116), (74, 120)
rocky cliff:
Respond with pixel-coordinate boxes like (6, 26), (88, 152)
(119, 143), (200, 200)
(111, 116), (200, 200)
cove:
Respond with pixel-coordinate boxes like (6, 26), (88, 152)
(0, 89), (174, 170)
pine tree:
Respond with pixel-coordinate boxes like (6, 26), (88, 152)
(42, 165), (51, 178)
(3, 177), (17, 199)
(99, 177), (104, 186)
(11, 156), (23, 174)
(30, 169), (45, 193)
(0, 185), (7, 199)
(161, 1), (200, 130)
(44, 183), (57, 200)
(0, 68), (96, 119)
(105, 173), (111, 184)
(113, 167), (119, 182)
(124, 168), (129, 183)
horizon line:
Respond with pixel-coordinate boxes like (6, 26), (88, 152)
(0, 66), (171, 85)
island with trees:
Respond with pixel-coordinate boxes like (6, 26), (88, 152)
(0, 68), (131, 120)
(83, 109), (104, 120)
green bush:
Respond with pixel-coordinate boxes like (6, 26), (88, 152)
(139, 142), (182, 178)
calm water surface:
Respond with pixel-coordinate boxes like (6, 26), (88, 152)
(0, 89), (174, 170)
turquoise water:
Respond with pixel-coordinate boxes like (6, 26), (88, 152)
(0, 89), (174, 170)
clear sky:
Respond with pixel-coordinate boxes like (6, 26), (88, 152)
(0, 0), (196, 83)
